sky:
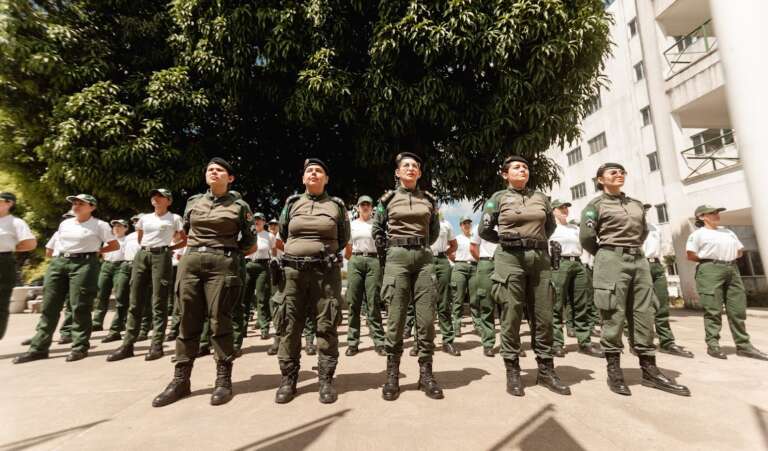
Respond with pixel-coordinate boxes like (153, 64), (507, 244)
(440, 199), (481, 234)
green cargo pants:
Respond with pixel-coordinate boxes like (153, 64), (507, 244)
(382, 247), (436, 360)
(551, 259), (592, 347)
(123, 248), (172, 346)
(585, 265), (599, 328)
(232, 255), (248, 349)
(491, 249), (553, 360)
(273, 265), (341, 363)
(345, 255), (385, 347)
(245, 259), (272, 334)
(451, 261), (477, 337)
(175, 250), (242, 363)
(695, 261), (753, 350)
(0, 253), (16, 339)
(30, 255), (100, 353)
(592, 248), (655, 356)
(470, 258), (496, 348)
(92, 261), (130, 329)
(406, 255), (451, 342)
(649, 261), (676, 348)
(106, 262), (133, 334)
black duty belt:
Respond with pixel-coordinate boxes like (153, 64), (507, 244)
(388, 236), (427, 249)
(647, 257), (660, 263)
(562, 256), (581, 262)
(352, 252), (377, 257)
(141, 246), (170, 253)
(249, 258), (270, 264)
(61, 252), (98, 259)
(188, 246), (239, 257)
(435, 252), (448, 258)
(499, 237), (548, 252)
(479, 257), (493, 261)
(105, 260), (127, 264)
(699, 259), (735, 265)
(0, 252), (14, 256)
(600, 245), (643, 256)
(455, 260), (478, 266)
(282, 254), (341, 271)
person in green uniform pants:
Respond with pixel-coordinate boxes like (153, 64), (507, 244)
(101, 215), (142, 342)
(470, 222), (498, 356)
(549, 200), (603, 358)
(0, 192), (37, 339)
(687, 205), (768, 361)
(108, 189), (187, 362)
(449, 216), (477, 355)
(92, 220), (129, 331)
(152, 158), (256, 407)
(478, 156), (569, 397)
(272, 158), (349, 405)
(373, 151), (444, 401)
(641, 204), (694, 358)
(344, 195), (386, 356)
(244, 212), (275, 340)
(580, 162), (689, 397)
(15, 194), (118, 363)
(164, 246), (184, 342)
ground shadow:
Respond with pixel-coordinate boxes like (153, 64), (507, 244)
(455, 340), (484, 352)
(549, 365), (596, 386)
(0, 419), (109, 451)
(623, 368), (683, 386)
(400, 367), (491, 391)
(487, 404), (586, 451)
(302, 370), (387, 395)
(751, 405), (768, 450)
(0, 347), (70, 361)
(239, 344), (274, 356)
(188, 370), (317, 398)
(232, 409), (350, 451)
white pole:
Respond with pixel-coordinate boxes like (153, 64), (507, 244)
(709, 0), (768, 271)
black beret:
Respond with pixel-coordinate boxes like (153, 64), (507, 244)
(303, 158), (329, 173)
(207, 157), (234, 175)
(395, 152), (423, 166)
(596, 162), (625, 178)
(503, 155), (530, 167)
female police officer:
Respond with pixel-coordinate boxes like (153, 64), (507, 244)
(152, 158), (256, 407)
(0, 192), (37, 339)
(580, 162), (689, 396)
(478, 156), (569, 397)
(687, 205), (768, 361)
(372, 152), (443, 401)
(272, 158), (349, 405)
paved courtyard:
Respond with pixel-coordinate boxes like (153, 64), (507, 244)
(2, 309), (768, 451)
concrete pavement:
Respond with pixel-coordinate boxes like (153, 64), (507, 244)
(2, 309), (768, 451)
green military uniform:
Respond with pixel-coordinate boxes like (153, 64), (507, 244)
(433, 253), (453, 341)
(0, 252), (15, 339)
(273, 188), (349, 404)
(450, 260), (476, 337)
(102, 261), (133, 338)
(245, 257), (272, 336)
(232, 253), (249, 352)
(649, 261), (675, 346)
(468, 230), (498, 352)
(92, 225), (130, 330)
(0, 194), (35, 339)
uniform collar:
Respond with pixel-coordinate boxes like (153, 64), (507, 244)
(397, 186), (419, 194)
(304, 191), (328, 201)
(506, 186), (529, 195)
(205, 190), (232, 203)
(602, 191), (626, 200)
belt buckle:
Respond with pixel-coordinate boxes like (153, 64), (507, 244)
(63, 252), (71, 258)
(199, 246), (208, 253)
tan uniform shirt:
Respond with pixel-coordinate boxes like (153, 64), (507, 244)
(478, 188), (555, 243)
(579, 192), (648, 255)
(371, 187), (440, 246)
(279, 192), (350, 257)
(184, 191), (256, 250)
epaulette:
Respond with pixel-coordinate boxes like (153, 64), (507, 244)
(330, 196), (346, 209)
(183, 194), (205, 216)
(187, 193), (204, 202)
(378, 190), (396, 207)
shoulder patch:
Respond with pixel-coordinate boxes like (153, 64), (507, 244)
(585, 209), (597, 220)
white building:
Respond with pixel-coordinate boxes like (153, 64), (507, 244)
(546, 0), (765, 305)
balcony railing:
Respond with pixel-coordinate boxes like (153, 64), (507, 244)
(680, 130), (739, 182)
(663, 20), (718, 77)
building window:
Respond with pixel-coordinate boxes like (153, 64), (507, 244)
(634, 62), (645, 82)
(592, 177), (601, 192)
(691, 129), (735, 155)
(674, 34), (696, 53)
(647, 151), (660, 172)
(588, 132), (607, 154)
(666, 262), (679, 276)
(585, 89), (602, 116)
(656, 203), (669, 223)
(641, 106), (652, 126)
(628, 18), (638, 38)
(567, 147), (583, 166)
(571, 182), (587, 200)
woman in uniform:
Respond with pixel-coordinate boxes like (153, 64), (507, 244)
(687, 205), (768, 361)
(0, 192), (37, 339)
(92, 219), (129, 331)
(245, 212), (275, 340)
(478, 156), (569, 397)
(14, 194), (117, 363)
(372, 152), (444, 401)
(272, 158), (349, 405)
(152, 158), (256, 407)
(580, 162), (689, 397)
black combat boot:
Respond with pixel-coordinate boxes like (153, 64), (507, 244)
(606, 353), (631, 395)
(267, 337), (280, 356)
(504, 358), (524, 396)
(660, 343), (694, 358)
(552, 344), (566, 358)
(737, 346), (768, 361)
(106, 344), (134, 362)
(211, 359), (234, 406)
(101, 332), (122, 343)
(382, 355), (401, 401)
(536, 357), (571, 395)
(305, 336), (317, 356)
(318, 359), (338, 404)
(165, 331), (177, 342)
(442, 342), (461, 356)
(152, 361), (193, 407)
(275, 360), (299, 404)
(145, 343), (164, 361)
(417, 359), (444, 400)
(13, 350), (49, 364)
(639, 355), (690, 396)
(578, 342), (605, 358)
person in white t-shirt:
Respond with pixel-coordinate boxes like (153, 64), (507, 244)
(686, 205), (767, 361)
(15, 194), (118, 364)
(470, 223), (499, 356)
(343, 195), (386, 356)
(92, 219), (131, 331)
(109, 189), (187, 362)
(549, 200), (603, 359)
(245, 212), (276, 339)
(0, 191), (37, 340)
(447, 216), (477, 356)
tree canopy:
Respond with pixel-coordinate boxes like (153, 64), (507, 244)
(0, 0), (611, 231)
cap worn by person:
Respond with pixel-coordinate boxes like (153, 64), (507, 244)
(395, 152), (423, 166)
(357, 195), (374, 206)
(0, 192), (17, 203)
(253, 212), (266, 221)
(110, 219), (129, 227)
(551, 199), (572, 209)
(460, 215), (473, 224)
(596, 162), (626, 178)
(269, 218), (278, 225)
(503, 155), (529, 167)
(207, 157), (234, 175)
(304, 158), (329, 173)
(695, 205), (726, 218)
(149, 188), (173, 201)
(66, 194), (97, 206)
